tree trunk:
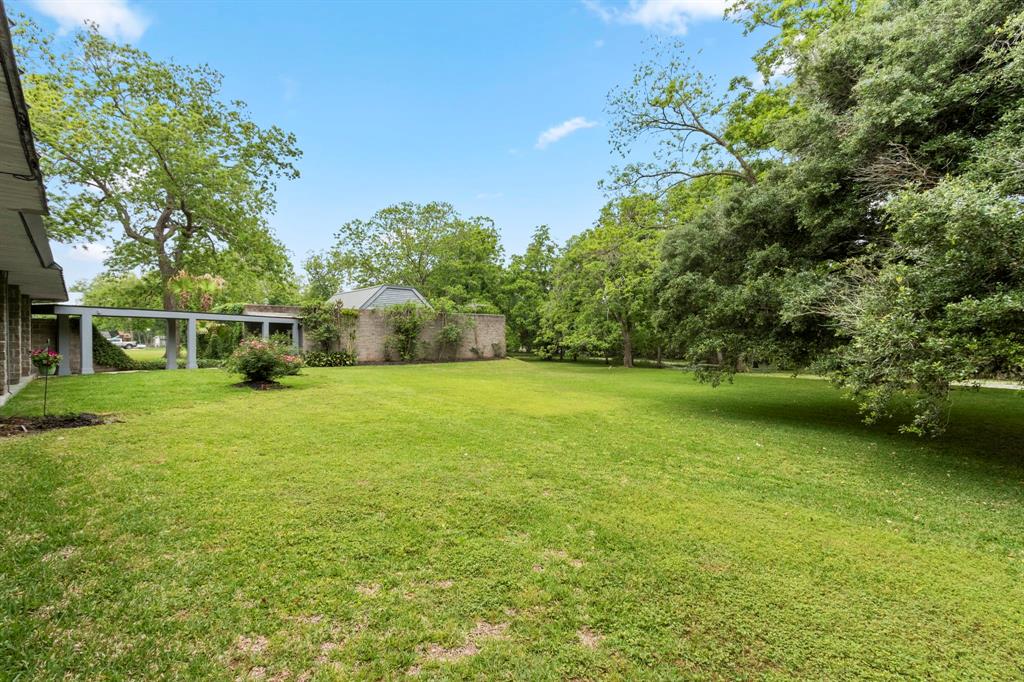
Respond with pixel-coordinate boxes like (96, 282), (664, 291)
(621, 321), (634, 368)
(158, 258), (178, 359)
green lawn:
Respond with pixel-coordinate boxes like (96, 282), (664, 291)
(2, 361), (1022, 679)
(125, 346), (173, 362)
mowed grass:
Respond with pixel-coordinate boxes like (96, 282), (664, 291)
(1, 360), (1022, 679)
(125, 347), (174, 362)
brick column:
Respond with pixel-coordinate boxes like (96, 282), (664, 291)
(0, 273), (7, 394)
(20, 295), (32, 376)
(6, 284), (20, 385)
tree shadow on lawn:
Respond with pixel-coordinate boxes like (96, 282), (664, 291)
(655, 381), (1024, 473)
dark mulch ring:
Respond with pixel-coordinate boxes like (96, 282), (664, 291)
(0, 413), (109, 437)
(232, 380), (287, 391)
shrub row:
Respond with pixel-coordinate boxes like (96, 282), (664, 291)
(304, 350), (356, 367)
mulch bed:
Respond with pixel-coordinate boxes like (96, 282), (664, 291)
(0, 413), (108, 438)
(232, 380), (286, 391)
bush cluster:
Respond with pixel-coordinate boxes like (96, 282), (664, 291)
(383, 302), (432, 362)
(224, 337), (303, 383)
(304, 350), (356, 367)
(91, 327), (136, 370)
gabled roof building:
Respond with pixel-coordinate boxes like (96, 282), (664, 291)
(328, 285), (431, 310)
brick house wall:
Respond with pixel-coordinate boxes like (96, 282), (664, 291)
(0, 272), (7, 393)
(243, 305), (506, 363)
(1, 279), (43, 398)
(309, 310), (506, 362)
(20, 295), (31, 377)
(6, 283), (20, 384)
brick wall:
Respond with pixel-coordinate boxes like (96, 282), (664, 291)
(1, 279), (41, 395)
(20, 295), (31, 377)
(32, 317), (81, 373)
(303, 310), (506, 362)
(6, 284), (20, 384)
(1, 273), (7, 392)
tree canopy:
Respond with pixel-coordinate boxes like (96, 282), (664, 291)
(645, 0), (1024, 433)
(14, 18), (301, 319)
(330, 201), (504, 308)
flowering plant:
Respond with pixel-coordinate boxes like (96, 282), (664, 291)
(30, 348), (62, 372)
(224, 337), (303, 383)
(30, 347), (62, 416)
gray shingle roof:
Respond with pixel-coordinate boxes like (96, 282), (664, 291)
(327, 285), (431, 309)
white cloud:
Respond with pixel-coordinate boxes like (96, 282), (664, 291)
(535, 116), (599, 149)
(30, 0), (150, 42)
(581, 0), (614, 23)
(594, 38), (606, 48)
(582, 0), (728, 35)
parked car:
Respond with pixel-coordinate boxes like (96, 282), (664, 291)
(107, 336), (137, 350)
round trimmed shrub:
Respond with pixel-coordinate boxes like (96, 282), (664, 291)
(224, 337), (303, 383)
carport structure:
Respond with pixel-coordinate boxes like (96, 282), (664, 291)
(31, 304), (301, 375)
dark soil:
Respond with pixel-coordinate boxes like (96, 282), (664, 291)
(0, 413), (107, 438)
(232, 380), (286, 391)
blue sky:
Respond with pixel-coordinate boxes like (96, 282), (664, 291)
(15, 0), (765, 288)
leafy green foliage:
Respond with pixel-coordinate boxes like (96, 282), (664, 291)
(300, 251), (345, 303)
(498, 226), (558, 352)
(606, 40), (760, 193)
(642, 0), (1024, 433)
(73, 272), (163, 342)
(332, 202), (504, 307)
(13, 18), (301, 311)
(303, 350), (357, 367)
(802, 178), (1024, 434)
(382, 302), (432, 362)
(432, 299), (474, 361)
(540, 196), (664, 367)
(132, 359), (170, 372)
(300, 302), (359, 353)
(196, 323), (243, 361)
(91, 327), (135, 371)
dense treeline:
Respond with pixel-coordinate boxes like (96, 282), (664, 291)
(528, 0), (1024, 435)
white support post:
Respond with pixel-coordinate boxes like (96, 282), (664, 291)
(186, 318), (197, 369)
(80, 312), (94, 375)
(57, 314), (71, 376)
(261, 320), (270, 340)
(165, 319), (178, 370)
(291, 322), (299, 348)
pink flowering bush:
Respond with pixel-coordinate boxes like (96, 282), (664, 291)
(224, 337), (303, 383)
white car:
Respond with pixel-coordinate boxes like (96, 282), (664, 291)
(108, 336), (137, 349)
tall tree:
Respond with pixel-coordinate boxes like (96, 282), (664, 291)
(542, 197), (663, 368)
(332, 201), (504, 306)
(652, 0), (1024, 433)
(14, 20), (301, 347)
(301, 251), (345, 303)
(500, 226), (559, 352)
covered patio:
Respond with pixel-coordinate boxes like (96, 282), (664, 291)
(31, 304), (302, 375)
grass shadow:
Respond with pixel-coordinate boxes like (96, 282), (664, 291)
(653, 377), (1024, 472)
